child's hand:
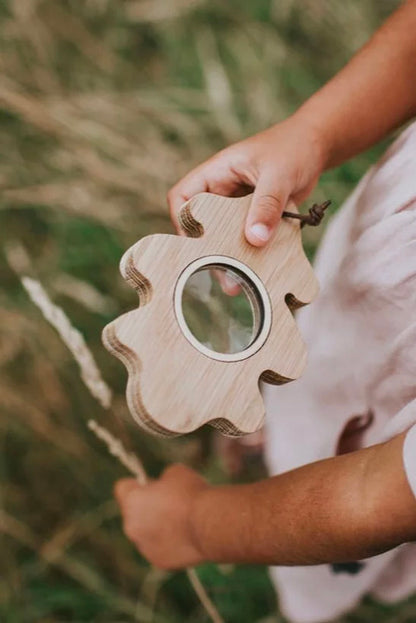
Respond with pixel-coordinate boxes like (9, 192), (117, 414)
(167, 116), (326, 246)
(114, 464), (208, 570)
(168, 0), (416, 247)
(115, 433), (416, 568)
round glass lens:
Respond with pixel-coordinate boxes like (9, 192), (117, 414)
(180, 264), (263, 355)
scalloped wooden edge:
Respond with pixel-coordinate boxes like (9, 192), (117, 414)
(103, 193), (319, 437)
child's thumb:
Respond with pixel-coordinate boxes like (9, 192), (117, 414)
(245, 173), (289, 247)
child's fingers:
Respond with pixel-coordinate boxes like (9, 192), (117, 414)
(245, 170), (290, 247)
(114, 478), (140, 507)
(212, 268), (242, 296)
(167, 169), (208, 233)
(167, 154), (248, 233)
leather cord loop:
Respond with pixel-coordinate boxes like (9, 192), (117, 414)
(283, 200), (331, 228)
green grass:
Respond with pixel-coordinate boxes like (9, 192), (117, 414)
(2, 0), (415, 621)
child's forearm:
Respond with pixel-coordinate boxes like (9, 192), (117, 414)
(296, 0), (416, 169)
(191, 432), (416, 566)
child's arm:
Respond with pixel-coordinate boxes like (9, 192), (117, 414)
(115, 431), (416, 569)
(168, 0), (416, 247)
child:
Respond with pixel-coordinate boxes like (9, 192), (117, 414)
(115, 3), (416, 621)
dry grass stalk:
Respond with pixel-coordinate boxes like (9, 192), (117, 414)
(88, 419), (225, 623)
(52, 273), (116, 315)
(20, 276), (112, 409)
(186, 568), (225, 623)
(88, 420), (147, 485)
(126, 0), (204, 23)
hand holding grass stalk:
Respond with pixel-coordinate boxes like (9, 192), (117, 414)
(88, 419), (225, 623)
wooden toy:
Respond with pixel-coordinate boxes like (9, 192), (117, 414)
(103, 193), (320, 437)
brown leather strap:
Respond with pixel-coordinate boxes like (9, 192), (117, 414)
(283, 200), (331, 228)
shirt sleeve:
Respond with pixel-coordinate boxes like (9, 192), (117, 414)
(403, 424), (416, 499)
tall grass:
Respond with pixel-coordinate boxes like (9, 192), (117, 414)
(3, 1), (416, 621)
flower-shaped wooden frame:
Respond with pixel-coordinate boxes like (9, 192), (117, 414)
(103, 193), (319, 437)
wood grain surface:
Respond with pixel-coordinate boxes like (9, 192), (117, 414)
(103, 193), (319, 437)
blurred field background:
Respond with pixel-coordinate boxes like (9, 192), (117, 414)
(2, 1), (416, 622)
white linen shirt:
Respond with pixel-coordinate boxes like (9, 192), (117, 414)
(263, 122), (416, 623)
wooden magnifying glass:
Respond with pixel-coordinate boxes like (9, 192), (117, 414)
(103, 193), (319, 437)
